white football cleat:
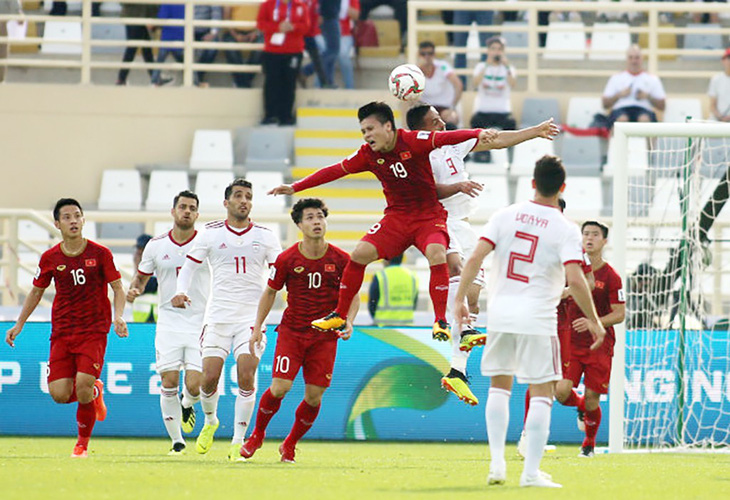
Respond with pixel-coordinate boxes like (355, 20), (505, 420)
(520, 473), (563, 488)
(487, 469), (506, 486)
(516, 430), (527, 459)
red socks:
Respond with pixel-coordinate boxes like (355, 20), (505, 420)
(335, 261), (366, 318)
(523, 389), (531, 425)
(76, 402), (96, 448)
(584, 407), (602, 446)
(562, 389), (585, 411)
(253, 388), (283, 435)
(429, 263), (450, 322)
(283, 400), (321, 447)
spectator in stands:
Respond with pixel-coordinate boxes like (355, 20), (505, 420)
(150, 3), (187, 87)
(359, 0), (406, 48)
(257, 0), (309, 125)
(602, 45), (666, 127)
(319, 0), (341, 86)
(131, 234), (158, 323)
(193, 4), (224, 88)
(470, 36), (517, 132)
(116, 2), (159, 86)
(368, 254), (418, 326)
(50, 2), (100, 16)
(0, 0), (22, 84)
(708, 48), (730, 122)
(417, 41), (463, 129)
(299, 0), (330, 88)
(452, 1), (493, 87)
(337, 0), (360, 89)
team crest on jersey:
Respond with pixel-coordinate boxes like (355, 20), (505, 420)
(93, 363), (100, 370)
(596, 281), (605, 289)
(376, 158), (385, 165)
(325, 264), (335, 272)
(85, 259), (97, 267)
(400, 151), (412, 160)
(219, 243), (227, 249)
(56, 265), (66, 271)
(326, 373), (332, 380)
(252, 241), (261, 253)
(294, 266), (305, 273)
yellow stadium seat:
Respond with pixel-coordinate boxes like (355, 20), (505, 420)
(10, 21), (39, 55)
(359, 19), (401, 58)
(638, 24), (677, 61)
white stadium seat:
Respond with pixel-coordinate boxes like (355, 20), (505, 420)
(566, 97), (604, 129)
(146, 170), (190, 211)
(544, 22), (586, 60)
(41, 21), (82, 55)
(510, 139), (555, 176)
(194, 171), (234, 212)
(98, 169), (143, 211)
(663, 98), (704, 123)
(189, 130), (234, 171)
(589, 23), (631, 60)
(471, 175), (510, 214)
(246, 171), (286, 212)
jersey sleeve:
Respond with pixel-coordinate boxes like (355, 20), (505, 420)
(581, 252), (593, 275)
(560, 224), (583, 265)
(480, 212), (501, 248)
(101, 246), (122, 283)
(649, 74), (666, 99)
(341, 146), (371, 174)
(454, 138), (478, 159)
(608, 268), (626, 304)
(268, 252), (288, 291)
(137, 241), (156, 276)
(602, 74), (619, 98)
(266, 232), (282, 265)
(32, 251), (53, 289)
(186, 229), (210, 264)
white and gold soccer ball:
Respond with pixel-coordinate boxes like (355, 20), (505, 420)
(388, 64), (426, 102)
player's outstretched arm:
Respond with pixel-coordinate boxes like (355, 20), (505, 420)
(110, 279), (128, 338)
(271, 164), (350, 197)
(268, 184), (295, 196)
(435, 180), (484, 200)
(455, 239), (493, 329)
(5, 286), (45, 347)
(126, 272), (151, 303)
(473, 118), (560, 152)
(250, 286), (277, 355)
(566, 263), (605, 350)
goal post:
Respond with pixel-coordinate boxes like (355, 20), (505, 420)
(609, 121), (730, 453)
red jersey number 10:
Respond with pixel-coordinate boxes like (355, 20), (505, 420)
(506, 231), (539, 283)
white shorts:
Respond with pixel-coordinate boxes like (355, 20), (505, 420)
(481, 331), (562, 384)
(447, 217), (485, 287)
(201, 320), (266, 360)
(155, 329), (203, 374)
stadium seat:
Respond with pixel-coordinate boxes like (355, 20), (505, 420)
(510, 139), (555, 176)
(40, 21), (82, 55)
(98, 169), (143, 211)
(244, 128), (294, 172)
(194, 171), (234, 212)
(562, 177), (603, 217)
(649, 178), (681, 218)
(700, 138), (730, 179)
(604, 136), (649, 177)
(465, 148), (509, 176)
(638, 23), (677, 61)
(98, 222), (145, 252)
(560, 135), (603, 176)
(663, 98), (705, 123)
(9, 20), (39, 55)
(514, 176), (535, 203)
(471, 175), (510, 213)
(153, 220), (173, 236)
(416, 22), (448, 48)
(17, 219), (52, 252)
(145, 170), (190, 211)
(246, 171), (286, 212)
(501, 21), (528, 58)
(682, 23), (723, 60)
(91, 22), (126, 54)
(359, 19), (401, 58)
(520, 97), (561, 128)
(649, 137), (686, 176)
(189, 130), (234, 171)
(566, 97), (605, 129)
(543, 22), (586, 60)
(589, 22), (631, 60)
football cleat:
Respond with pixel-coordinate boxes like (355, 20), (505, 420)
(70, 444), (88, 458)
(520, 473), (563, 488)
(432, 319), (451, 341)
(195, 421), (219, 454)
(227, 444), (246, 462)
(168, 442), (186, 456)
(441, 368), (478, 406)
(579, 444), (595, 458)
(459, 328), (487, 352)
(516, 430), (527, 459)
(487, 467), (506, 485)
(93, 379), (107, 422)
(279, 442), (296, 463)
(577, 409), (586, 432)
(311, 312), (346, 332)
(240, 431), (264, 459)
(181, 399), (196, 434)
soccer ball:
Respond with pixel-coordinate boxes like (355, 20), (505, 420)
(388, 64), (426, 102)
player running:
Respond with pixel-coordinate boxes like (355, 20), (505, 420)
(405, 103), (560, 406)
(5, 198), (128, 458)
(127, 190), (210, 455)
(172, 179), (282, 462)
(269, 101), (498, 341)
(240, 198), (357, 463)
(455, 156), (605, 488)
(566, 221), (625, 457)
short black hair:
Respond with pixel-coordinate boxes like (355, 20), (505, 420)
(406, 103), (432, 131)
(224, 178), (253, 200)
(291, 198), (328, 224)
(582, 220), (609, 239)
(486, 36), (505, 48)
(358, 101), (396, 133)
(173, 190), (199, 208)
(533, 155), (566, 197)
(419, 40), (435, 51)
(558, 198), (566, 211)
(53, 198), (83, 221)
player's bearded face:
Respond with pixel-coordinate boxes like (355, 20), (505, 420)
(361, 116), (393, 152)
(225, 187), (253, 220)
(172, 197), (199, 230)
(55, 206), (84, 239)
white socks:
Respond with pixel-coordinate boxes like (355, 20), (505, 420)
(160, 387), (183, 444)
(232, 388), (256, 445)
(523, 396), (553, 479)
(200, 388), (220, 426)
(448, 276), (469, 373)
(485, 388), (511, 472)
(181, 382), (200, 410)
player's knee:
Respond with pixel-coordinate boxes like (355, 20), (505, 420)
(49, 390), (72, 404)
(76, 388), (94, 405)
(584, 392), (601, 411)
(201, 374), (219, 393)
(304, 393), (323, 407)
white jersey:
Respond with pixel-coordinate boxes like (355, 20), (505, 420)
(179, 220), (281, 323)
(430, 138), (478, 220)
(138, 230), (210, 334)
(602, 70), (665, 112)
(481, 200), (583, 336)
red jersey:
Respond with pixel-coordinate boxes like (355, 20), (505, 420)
(257, 0), (310, 54)
(342, 129), (480, 216)
(340, 0), (359, 36)
(269, 242), (350, 338)
(568, 261), (624, 356)
(558, 251), (593, 331)
(33, 240), (121, 339)
(304, 0), (320, 37)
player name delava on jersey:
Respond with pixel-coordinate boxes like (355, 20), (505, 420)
(515, 212), (550, 229)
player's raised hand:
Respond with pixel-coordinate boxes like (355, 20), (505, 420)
(126, 287), (142, 303)
(5, 325), (21, 348)
(339, 321), (353, 341)
(537, 118), (560, 140)
(456, 180), (484, 198)
(171, 293), (191, 309)
(114, 317), (128, 338)
(269, 184), (295, 196)
(478, 128), (499, 146)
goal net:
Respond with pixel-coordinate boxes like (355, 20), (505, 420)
(609, 122), (730, 452)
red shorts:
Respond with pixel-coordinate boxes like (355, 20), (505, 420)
(48, 334), (108, 383)
(565, 349), (613, 394)
(557, 326), (571, 376)
(361, 212), (449, 260)
(273, 326), (338, 387)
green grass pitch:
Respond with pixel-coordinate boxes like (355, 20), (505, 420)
(1, 437), (728, 499)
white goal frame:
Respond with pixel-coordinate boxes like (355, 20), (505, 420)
(609, 121), (730, 453)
